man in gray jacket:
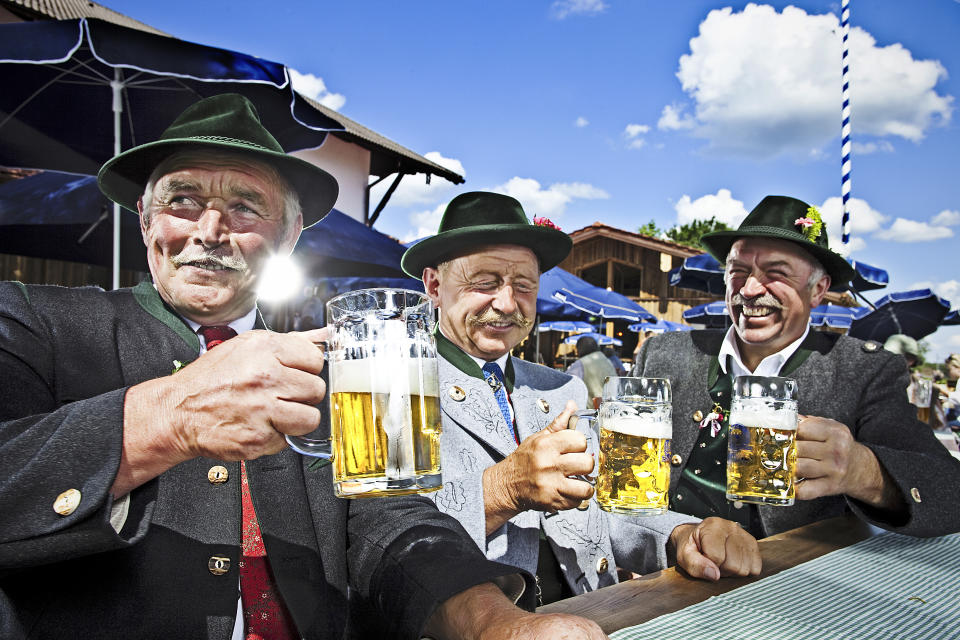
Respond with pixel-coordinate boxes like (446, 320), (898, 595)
(402, 191), (761, 606)
(634, 195), (960, 539)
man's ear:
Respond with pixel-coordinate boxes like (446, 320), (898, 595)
(422, 267), (441, 308)
(137, 197), (149, 244)
(809, 273), (831, 307)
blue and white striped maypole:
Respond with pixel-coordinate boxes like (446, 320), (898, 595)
(840, 0), (852, 247)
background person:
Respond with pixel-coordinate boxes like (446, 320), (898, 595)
(567, 335), (618, 402)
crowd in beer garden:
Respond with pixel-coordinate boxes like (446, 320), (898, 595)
(2, 2), (960, 639)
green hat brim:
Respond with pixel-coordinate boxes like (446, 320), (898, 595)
(97, 137), (338, 229)
(401, 223), (572, 279)
(701, 226), (856, 286)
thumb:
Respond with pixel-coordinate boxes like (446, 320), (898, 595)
(547, 399), (580, 433)
(678, 530), (721, 581)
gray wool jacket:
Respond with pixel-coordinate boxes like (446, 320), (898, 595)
(633, 329), (960, 538)
(430, 343), (697, 596)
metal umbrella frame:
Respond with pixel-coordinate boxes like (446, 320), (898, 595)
(0, 18), (340, 288)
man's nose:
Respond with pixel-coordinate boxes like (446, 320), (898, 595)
(740, 273), (766, 297)
(195, 206), (229, 246)
(491, 284), (518, 314)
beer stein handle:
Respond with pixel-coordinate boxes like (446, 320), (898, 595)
(285, 434), (333, 459)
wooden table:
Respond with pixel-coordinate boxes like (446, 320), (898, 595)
(538, 515), (881, 634)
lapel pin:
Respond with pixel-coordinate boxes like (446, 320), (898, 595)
(448, 386), (466, 402)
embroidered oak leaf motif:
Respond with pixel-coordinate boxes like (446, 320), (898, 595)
(460, 387), (513, 441)
(458, 448), (479, 474)
(435, 481), (468, 512)
(553, 516), (604, 555)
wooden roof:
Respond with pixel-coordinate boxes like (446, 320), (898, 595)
(569, 221), (702, 258)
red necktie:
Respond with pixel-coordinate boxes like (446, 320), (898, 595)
(197, 326), (298, 640)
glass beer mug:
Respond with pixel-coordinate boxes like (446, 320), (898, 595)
(726, 375), (798, 506)
(286, 288), (443, 498)
(594, 377), (672, 515)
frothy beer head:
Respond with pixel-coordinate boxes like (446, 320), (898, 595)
(731, 398), (797, 431)
(602, 412), (672, 439)
(331, 356), (440, 396)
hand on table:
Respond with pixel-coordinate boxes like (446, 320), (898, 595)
(483, 400), (594, 535)
(669, 517), (762, 581)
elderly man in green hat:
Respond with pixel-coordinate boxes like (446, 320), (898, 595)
(633, 195), (960, 539)
(402, 192), (762, 607)
(0, 95), (607, 639)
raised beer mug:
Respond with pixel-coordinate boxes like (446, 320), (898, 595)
(285, 288), (443, 498)
(595, 377), (672, 516)
(726, 375), (798, 506)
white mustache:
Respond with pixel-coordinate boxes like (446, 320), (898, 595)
(171, 251), (247, 272)
(470, 309), (533, 329)
(731, 292), (782, 310)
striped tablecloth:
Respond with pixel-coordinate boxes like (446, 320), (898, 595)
(611, 532), (960, 640)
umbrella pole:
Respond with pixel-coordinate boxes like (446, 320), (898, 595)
(112, 68), (122, 290)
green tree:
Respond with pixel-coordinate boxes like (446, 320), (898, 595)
(666, 216), (732, 248)
(637, 219), (662, 237)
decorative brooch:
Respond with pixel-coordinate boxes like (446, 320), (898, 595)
(698, 402), (725, 437)
(486, 375), (503, 393)
(794, 205), (823, 243)
(171, 359), (185, 374)
(533, 216), (561, 231)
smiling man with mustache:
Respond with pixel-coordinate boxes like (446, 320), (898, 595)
(402, 192), (762, 611)
(633, 195), (960, 540)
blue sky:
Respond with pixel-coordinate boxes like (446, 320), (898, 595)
(102, 0), (960, 360)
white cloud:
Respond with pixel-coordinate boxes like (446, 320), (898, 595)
(575, 116), (590, 128)
(628, 139), (646, 150)
(492, 177), (608, 218)
(818, 196), (889, 238)
(624, 123), (650, 138)
(551, 0), (607, 20)
(875, 218), (954, 242)
(657, 104), (695, 131)
(289, 69), (346, 111)
(908, 280), (960, 307)
(665, 4), (953, 157)
(370, 152), (465, 208)
(403, 202), (447, 243)
(674, 189), (748, 227)
(851, 140), (894, 154)
(932, 209), (960, 226)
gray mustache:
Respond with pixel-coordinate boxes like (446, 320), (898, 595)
(470, 309), (533, 329)
(730, 292), (782, 309)
(171, 251), (247, 272)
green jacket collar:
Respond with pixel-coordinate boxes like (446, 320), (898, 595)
(435, 330), (515, 392)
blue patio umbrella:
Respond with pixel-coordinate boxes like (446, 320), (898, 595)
(0, 18), (341, 287)
(538, 320), (595, 333)
(808, 303), (869, 329)
(668, 252), (888, 294)
(848, 289), (952, 342)
(541, 267), (655, 322)
(628, 320), (692, 333)
(683, 300), (730, 328)
(943, 309), (960, 326)
(563, 331), (622, 347)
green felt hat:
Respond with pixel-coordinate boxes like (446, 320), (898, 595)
(701, 195), (856, 286)
(401, 191), (572, 278)
(98, 93), (338, 228)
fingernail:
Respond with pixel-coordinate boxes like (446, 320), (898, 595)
(706, 567), (720, 581)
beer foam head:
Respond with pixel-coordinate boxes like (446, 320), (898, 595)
(602, 413), (672, 439)
(731, 399), (798, 431)
(332, 357), (439, 396)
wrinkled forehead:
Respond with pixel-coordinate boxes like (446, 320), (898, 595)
(149, 149), (289, 197)
(442, 244), (541, 278)
(726, 237), (822, 272)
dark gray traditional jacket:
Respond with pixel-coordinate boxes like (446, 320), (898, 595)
(633, 329), (960, 538)
(0, 281), (526, 639)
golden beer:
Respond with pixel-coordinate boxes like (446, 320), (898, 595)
(596, 405), (672, 515)
(330, 358), (442, 497)
(726, 398), (798, 506)
(916, 406), (931, 424)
